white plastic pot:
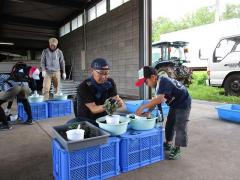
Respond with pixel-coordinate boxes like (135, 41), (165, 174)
(66, 129), (85, 141)
(106, 115), (120, 124)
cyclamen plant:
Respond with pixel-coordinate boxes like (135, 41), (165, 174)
(103, 98), (118, 116)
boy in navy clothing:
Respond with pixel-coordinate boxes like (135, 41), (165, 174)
(135, 66), (191, 160)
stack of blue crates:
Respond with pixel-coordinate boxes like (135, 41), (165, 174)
(52, 137), (120, 180)
(51, 127), (164, 179)
(119, 128), (164, 172)
(18, 102), (48, 122)
(48, 100), (73, 118)
(18, 100), (73, 121)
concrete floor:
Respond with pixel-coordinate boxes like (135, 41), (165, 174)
(0, 100), (240, 180)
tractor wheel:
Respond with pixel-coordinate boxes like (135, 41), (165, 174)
(155, 66), (176, 79)
(224, 74), (240, 96)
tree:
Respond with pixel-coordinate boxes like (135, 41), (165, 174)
(152, 17), (176, 42)
(223, 3), (240, 20)
(152, 7), (215, 42)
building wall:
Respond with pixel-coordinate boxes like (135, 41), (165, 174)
(59, 0), (140, 99)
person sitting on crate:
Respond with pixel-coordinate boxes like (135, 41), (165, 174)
(72, 58), (124, 126)
(40, 37), (66, 100)
(0, 63), (41, 128)
(135, 66), (191, 160)
(5, 64), (41, 116)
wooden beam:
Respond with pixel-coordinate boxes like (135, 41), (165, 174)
(1, 14), (60, 29)
(24, 0), (86, 10)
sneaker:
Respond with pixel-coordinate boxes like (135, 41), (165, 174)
(164, 142), (173, 151)
(169, 146), (181, 160)
(24, 120), (34, 125)
(0, 124), (13, 130)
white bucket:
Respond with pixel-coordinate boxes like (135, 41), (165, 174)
(66, 129), (85, 141)
(106, 115), (120, 124)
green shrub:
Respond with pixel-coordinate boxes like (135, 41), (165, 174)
(192, 71), (208, 85)
(188, 71), (240, 103)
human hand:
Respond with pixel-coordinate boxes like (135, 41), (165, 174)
(113, 95), (124, 108)
(42, 71), (46, 77)
(135, 106), (144, 116)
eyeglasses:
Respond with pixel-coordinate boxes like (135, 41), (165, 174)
(94, 70), (110, 76)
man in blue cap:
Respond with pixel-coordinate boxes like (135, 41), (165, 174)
(74, 58), (123, 125)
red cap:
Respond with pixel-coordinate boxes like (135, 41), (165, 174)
(135, 67), (145, 87)
(135, 66), (156, 87)
(135, 78), (145, 87)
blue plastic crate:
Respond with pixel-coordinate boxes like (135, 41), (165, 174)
(119, 128), (164, 172)
(52, 137), (120, 180)
(216, 104), (240, 123)
(48, 100), (73, 118)
(18, 102), (48, 122)
(125, 100), (169, 117)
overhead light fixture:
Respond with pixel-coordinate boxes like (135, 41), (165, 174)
(0, 42), (15, 46)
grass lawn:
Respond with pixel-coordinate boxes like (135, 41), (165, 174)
(188, 72), (240, 104)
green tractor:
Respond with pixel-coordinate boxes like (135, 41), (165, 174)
(152, 41), (192, 86)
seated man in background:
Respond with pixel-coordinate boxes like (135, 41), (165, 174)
(73, 58), (124, 126)
(0, 63), (40, 129)
(5, 65), (40, 115)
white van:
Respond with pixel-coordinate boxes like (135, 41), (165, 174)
(207, 35), (240, 96)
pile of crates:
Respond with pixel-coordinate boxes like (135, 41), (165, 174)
(52, 127), (164, 180)
(18, 100), (73, 122)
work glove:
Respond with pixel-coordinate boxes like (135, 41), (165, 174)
(62, 73), (66, 80)
(42, 71), (46, 77)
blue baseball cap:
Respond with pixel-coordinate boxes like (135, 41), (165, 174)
(91, 58), (110, 70)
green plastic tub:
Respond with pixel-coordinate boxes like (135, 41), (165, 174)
(28, 95), (44, 103)
(53, 94), (68, 101)
(126, 114), (157, 131)
(96, 116), (130, 136)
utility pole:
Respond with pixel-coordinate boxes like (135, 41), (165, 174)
(215, 0), (220, 22)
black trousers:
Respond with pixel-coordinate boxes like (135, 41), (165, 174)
(165, 107), (191, 147)
(18, 98), (32, 121)
(0, 101), (9, 126)
(0, 98), (32, 123)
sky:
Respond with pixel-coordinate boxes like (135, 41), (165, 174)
(152, 0), (240, 20)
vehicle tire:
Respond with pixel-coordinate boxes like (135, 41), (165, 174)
(224, 74), (240, 96)
(155, 66), (176, 79)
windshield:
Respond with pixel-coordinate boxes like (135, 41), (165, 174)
(214, 39), (236, 62)
(169, 47), (185, 61)
(152, 44), (188, 64)
(152, 47), (161, 64)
